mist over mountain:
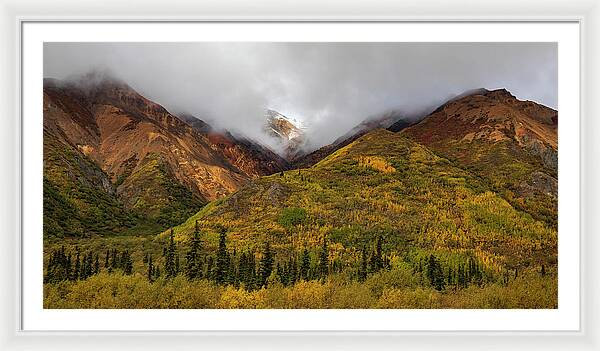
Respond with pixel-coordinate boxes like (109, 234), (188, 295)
(44, 42), (557, 154)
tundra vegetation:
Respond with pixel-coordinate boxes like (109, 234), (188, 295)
(44, 130), (557, 309)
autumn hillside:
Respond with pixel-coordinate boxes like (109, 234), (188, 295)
(168, 128), (556, 283)
(44, 88), (558, 309)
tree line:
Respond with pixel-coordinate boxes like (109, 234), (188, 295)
(45, 221), (396, 290)
(44, 245), (133, 283)
(50, 222), (505, 292)
(154, 222), (397, 290)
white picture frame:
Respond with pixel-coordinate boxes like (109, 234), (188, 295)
(1, 0), (599, 349)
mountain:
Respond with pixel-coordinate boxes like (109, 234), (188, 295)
(401, 88), (558, 227)
(293, 111), (410, 168)
(179, 113), (289, 177)
(44, 84), (558, 308)
(264, 109), (307, 160)
(170, 128), (556, 280)
(43, 75), (285, 237)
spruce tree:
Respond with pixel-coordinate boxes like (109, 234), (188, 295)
(73, 248), (81, 280)
(248, 252), (257, 290)
(228, 248), (237, 286)
(289, 256), (297, 285)
(45, 247), (73, 283)
(426, 254), (445, 291)
(541, 264), (546, 276)
(109, 249), (119, 273)
(258, 241), (274, 287)
(124, 251), (133, 275)
(185, 220), (202, 280)
(369, 236), (383, 273)
(300, 248), (310, 281)
(358, 245), (368, 282)
(85, 252), (93, 278)
(215, 227), (229, 284)
(238, 251), (251, 289)
(457, 264), (466, 288)
(147, 255), (154, 282)
(165, 228), (177, 278)
(94, 254), (100, 275)
(205, 256), (214, 280)
(318, 236), (329, 279)
(66, 253), (72, 280)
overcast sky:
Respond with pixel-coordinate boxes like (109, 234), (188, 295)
(44, 42), (557, 150)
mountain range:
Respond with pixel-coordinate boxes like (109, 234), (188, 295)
(43, 75), (557, 247)
(43, 76), (288, 236)
(43, 74), (558, 309)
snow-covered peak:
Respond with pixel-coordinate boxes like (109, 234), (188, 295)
(264, 109), (308, 160)
(266, 109), (307, 131)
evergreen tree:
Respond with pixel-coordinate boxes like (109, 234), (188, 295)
(457, 264), (466, 288)
(502, 269), (510, 286)
(258, 241), (274, 287)
(358, 245), (368, 282)
(121, 250), (133, 275)
(147, 255), (154, 282)
(205, 256), (214, 280)
(541, 264), (546, 276)
(93, 254), (100, 275)
(65, 252), (72, 280)
(238, 251), (252, 289)
(215, 227), (229, 284)
(369, 236), (383, 273)
(104, 249), (109, 269)
(426, 254), (445, 291)
(165, 228), (177, 278)
(185, 220), (203, 280)
(45, 247), (73, 283)
(248, 251), (257, 290)
(318, 236), (329, 279)
(111, 249), (118, 270)
(73, 248), (81, 280)
(275, 262), (283, 284)
(288, 256), (297, 285)
(228, 248), (237, 286)
(300, 248), (310, 281)
(85, 252), (93, 278)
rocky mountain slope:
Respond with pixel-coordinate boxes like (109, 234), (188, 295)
(264, 109), (307, 161)
(43, 76), (287, 236)
(180, 113), (290, 177)
(401, 88), (558, 227)
(293, 111), (410, 168)
(171, 128), (556, 281)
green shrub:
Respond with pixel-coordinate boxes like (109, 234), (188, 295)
(277, 208), (307, 228)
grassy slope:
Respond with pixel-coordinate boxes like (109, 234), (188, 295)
(43, 133), (204, 240)
(400, 95), (558, 228)
(43, 132), (138, 238)
(117, 153), (206, 228)
(410, 136), (557, 228)
(171, 129), (556, 273)
(44, 128), (557, 308)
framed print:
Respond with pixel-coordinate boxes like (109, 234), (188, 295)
(1, 0), (600, 350)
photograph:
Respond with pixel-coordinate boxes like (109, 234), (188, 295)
(41, 42), (558, 309)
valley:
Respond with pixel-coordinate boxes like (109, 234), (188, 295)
(43, 77), (558, 309)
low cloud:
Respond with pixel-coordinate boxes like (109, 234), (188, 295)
(44, 42), (557, 151)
